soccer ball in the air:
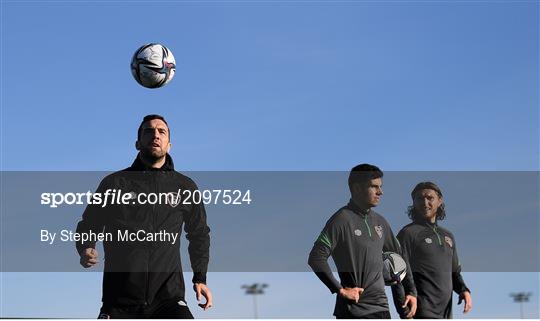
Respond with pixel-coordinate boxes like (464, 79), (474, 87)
(382, 252), (407, 285)
(131, 43), (176, 88)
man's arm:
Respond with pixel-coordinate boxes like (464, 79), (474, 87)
(75, 178), (108, 267)
(184, 180), (211, 309)
(308, 232), (342, 294)
(451, 236), (472, 314)
(184, 197), (210, 284)
(308, 228), (364, 302)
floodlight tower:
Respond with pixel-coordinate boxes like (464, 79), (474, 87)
(241, 283), (268, 319)
(510, 292), (532, 318)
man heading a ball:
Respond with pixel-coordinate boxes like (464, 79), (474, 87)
(76, 114), (212, 318)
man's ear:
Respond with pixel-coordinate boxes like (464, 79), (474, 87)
(166, 142), (172, 153)
(135, 141), (141, 150)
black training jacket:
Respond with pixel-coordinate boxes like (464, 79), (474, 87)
(391, 220), (469, 318)
(75, 154), (210, 306)
(308, 200), (417, 318)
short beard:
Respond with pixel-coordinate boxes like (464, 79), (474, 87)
(140, 148), (166, 163)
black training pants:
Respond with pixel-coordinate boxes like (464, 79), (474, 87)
(98, 299), (194, 319)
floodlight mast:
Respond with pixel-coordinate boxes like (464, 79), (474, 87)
(510, 292), (532, 319)
(242, 283), (268, 319)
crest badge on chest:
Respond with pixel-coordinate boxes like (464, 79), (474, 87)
(444, 236), (453, 248)
(374, 225), (383, 239)
(166, 193), (180, 208)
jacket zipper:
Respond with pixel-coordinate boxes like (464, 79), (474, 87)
(363, 216), (372, 238)
(432, 226), (442, 245)
(144, 172), (156, 305)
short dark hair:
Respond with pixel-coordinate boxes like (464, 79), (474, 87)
(348, 163), (383, 193)
(137, 114), (170, 140)
(407, 181), (446, 221)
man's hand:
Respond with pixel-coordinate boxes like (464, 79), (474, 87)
(458, 291), (472, 314)
(194, 283), (213, 310)
(402, 295), (417, 318)
(79, 248), (99, 268)
(338, 287), (364, 303)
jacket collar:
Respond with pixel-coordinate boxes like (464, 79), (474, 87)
(346, 199), (372, 216)
(129, 153), (175, 171)
(414, 217), (438, 228)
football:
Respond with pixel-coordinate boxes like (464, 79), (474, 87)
(382, 252), (407, 285)
(131, 43), (176, 88)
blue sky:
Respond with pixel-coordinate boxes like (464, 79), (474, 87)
(2, 1), (538, 171)
(1, 1), (539, 319)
